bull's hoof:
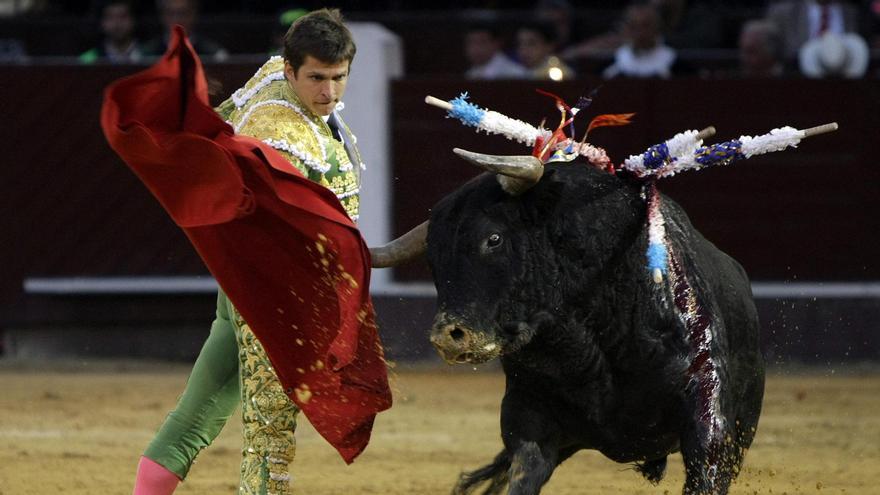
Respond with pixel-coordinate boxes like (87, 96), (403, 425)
(635, 457), (668, 485)
(452, 467), (509, 495)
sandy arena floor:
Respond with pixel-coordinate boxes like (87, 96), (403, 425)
(0, 361), (877, 494)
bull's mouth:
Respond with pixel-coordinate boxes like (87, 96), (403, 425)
(441, 342), (501, 365)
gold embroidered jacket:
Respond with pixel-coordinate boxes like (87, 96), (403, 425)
(216, 56), (363, 221)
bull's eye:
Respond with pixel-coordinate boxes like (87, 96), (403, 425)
(486, 233), (503, 249)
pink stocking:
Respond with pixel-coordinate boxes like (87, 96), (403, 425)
(133, 456), (181, 495)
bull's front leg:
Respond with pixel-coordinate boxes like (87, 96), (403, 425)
(500, 393), (561, 495)
(506, 440), (558, 495)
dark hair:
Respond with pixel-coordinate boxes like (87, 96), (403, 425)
(741, 19), (783, 60)
(518, 20), (558, 45)
(93, 0), (135, 16)
(466, 22), (503, 40)
(156, 0), (199, 10)
(283, 8), (356, 74)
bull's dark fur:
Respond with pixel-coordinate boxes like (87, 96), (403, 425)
(427, 163), (764, 495)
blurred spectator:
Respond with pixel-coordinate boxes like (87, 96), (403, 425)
(79, 1), (143, 64)
(869, 0), (880, 50)
(560, 17), (624, 64)
(0, 38), (27, 62)
(654, 0), (725, 49)
(534, 0), (577, 52)
(602, 3), (680, 79)
(766, 0), (862, 58)
(143, 0), (228, 61)
(738, 19), (786, 77)
(268, 7), (308, 56)
(464, 23), (528, 79)
(798, 31), (869, 77)
(516, 21), (575, 81)
(0, 0), (45, 16)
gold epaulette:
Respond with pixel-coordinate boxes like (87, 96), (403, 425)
(231, 56), (286, 109)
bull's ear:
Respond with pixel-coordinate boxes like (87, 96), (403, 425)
(522, 169), (564, 220)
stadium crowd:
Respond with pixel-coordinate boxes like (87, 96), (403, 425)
(1, 1), (878, 78)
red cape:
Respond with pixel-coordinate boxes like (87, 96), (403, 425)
(100, 27), (391, 463)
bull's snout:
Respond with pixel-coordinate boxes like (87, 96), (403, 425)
(430, 315), (501, 364)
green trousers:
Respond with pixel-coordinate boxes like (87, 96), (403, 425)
(144, 292), (299, 494)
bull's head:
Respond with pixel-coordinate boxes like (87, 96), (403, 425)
(425, 148), (644, 365)
(376, 148), (643, 365)
(426, 149), (546, 364)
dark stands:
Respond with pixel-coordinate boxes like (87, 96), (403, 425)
(0, 8), (755, 72)
(3, 7), (877, 74)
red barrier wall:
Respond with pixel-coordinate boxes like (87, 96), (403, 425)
(2, 67), (878, 313)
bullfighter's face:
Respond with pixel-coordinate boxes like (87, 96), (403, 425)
(285, 56), (350, 117)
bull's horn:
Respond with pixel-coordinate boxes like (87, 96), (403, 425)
(453, 148), (544, 196)
(369, 220), (429, 268)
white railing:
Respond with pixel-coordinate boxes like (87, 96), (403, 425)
(22, 277), (880, 299)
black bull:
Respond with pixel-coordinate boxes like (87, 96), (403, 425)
(425, 162), (764, 495)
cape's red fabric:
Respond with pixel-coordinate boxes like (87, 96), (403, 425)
(100, 27), (391, 463)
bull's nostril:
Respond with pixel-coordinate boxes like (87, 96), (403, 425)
(449, 327), (465, 341)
